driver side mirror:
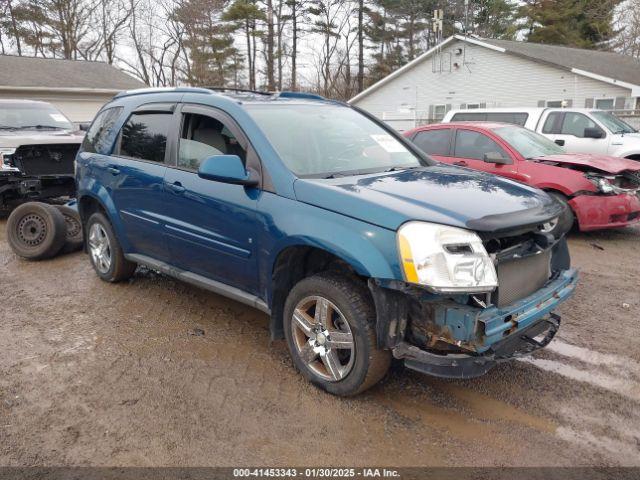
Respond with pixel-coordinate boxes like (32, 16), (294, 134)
(198, 155), (258, 186)
(483, 152), (510, 164)
(583, 127), (605, 139)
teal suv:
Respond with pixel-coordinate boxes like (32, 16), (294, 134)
(75, 88), (578, 396)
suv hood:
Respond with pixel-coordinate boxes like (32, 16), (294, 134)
(532, 154), (640, 174)
(294, 164), (562, 233)
(0, 130), (84, 148)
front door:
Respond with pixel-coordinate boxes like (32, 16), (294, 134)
(452, 128), (519, 180)
(162, 104), (260, 294)
(540, 111), (609, 154)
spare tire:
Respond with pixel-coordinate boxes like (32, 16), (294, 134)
(53, 204), (83, 253)
(7, 202), (66, 260)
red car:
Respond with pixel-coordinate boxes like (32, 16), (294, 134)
(404, 122), (640, 231)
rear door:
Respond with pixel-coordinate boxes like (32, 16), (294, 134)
(451, 128), (519, 179)
(161, 104), (260, 294)
(108, 103), (176, 261)
(410, 127), (454, 163)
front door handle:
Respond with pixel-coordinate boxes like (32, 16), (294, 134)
(107, 166), (120, 175)
(453, 160), (468, 167)
(555, 139), (565, 146)
(167, 181), (185, 194)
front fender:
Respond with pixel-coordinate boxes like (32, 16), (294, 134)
(256, 192), (401, 303)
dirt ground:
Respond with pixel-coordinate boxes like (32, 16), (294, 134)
(0, 218), (639, 468)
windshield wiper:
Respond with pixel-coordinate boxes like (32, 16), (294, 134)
(0, 125), (18, 130)
(383, 166), (420, 172)
(18, 125), (65, 130)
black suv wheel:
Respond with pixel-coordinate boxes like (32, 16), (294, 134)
(86, 212), (137, 282)
(284, 272), (391, 396)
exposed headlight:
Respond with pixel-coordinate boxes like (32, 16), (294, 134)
(397, 221), (498, 293)
(586, 174), (615, 194)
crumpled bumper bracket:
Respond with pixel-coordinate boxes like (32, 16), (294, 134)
(397, 314), (561, 379)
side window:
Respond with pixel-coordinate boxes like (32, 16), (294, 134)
(454, 129), (509, 161)
(81, 107), (123, 154)
(542, 112), (562, 134)
(412, 129), (452, 156)
(177, 113), (247, 171)
(485, 113), (529, 126)
(560, 113), (602, 138)
(118, 113), (172, 163)
(451, 112), (487, 122)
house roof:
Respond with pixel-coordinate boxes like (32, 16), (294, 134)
(0, 55), (146, 91)
(350, 35), (640, 103)
(485, 39), (640, 87)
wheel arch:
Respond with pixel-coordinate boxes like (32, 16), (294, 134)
(77, 190), (130, 253)
(268, 243), (380, 341)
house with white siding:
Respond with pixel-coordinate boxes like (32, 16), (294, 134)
(349, 35), (640, 131)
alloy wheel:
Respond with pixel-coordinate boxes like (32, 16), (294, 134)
(88, 223), (112, 273)
(291, 295), (355, 382)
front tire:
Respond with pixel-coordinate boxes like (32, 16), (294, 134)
(546, 191), (575, 237)
(283, 272), (391, 396)
(86, 212), (137, 282)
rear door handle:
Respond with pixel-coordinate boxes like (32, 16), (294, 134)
(554, 139), (565, 146)
(167, 181), (185, 194)
(453, 160), (468, 167)
(107, 166), (120, 175)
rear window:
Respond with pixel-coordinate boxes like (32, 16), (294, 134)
(451, 112), (528, 126)
(412, 129), (452, 156)
(118, 113), (172, 163)
(81, 107), (123, 154)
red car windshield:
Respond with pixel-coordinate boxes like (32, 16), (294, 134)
(493, 125), (565, 159)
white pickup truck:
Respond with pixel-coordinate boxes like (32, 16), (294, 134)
(442, 108), (640, 160)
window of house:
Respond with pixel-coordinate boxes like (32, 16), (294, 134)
(118, 113), (172, 163)
(82, 107), (123, 154)
(595, 98), (614, 110)
(177, 113), (246, 171)
(454, 129), (509, 161)
(560, 112), (603, 138)
(466, 103), (480, 110)
(546, 100), (563, 108)
(412, 129), (452, 156)
(433, 104), (447, 121)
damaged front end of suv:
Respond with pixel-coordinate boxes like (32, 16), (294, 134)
(369, 206), (577, 379)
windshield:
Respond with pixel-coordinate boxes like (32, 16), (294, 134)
(245, 103), (425, 177)
(591, 111), (637, 134)
(493, 125), (565, 159)
(0, 102), (74, 131)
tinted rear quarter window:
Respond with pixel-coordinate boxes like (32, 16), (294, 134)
(451, 112), (487, 122)
(412, 129), (452, 156)
(118, 113), (172, 163)
(485, 113), (528, 126)
(81, 107), (123, 154)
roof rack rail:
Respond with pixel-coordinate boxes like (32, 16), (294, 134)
(204, 86), (273, 96)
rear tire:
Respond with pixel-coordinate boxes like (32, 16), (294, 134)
(86, 212), (137, 282)
(284, 272), (391, 396)
(53, 205), (84, 253)
(7, 202), (66, 260)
